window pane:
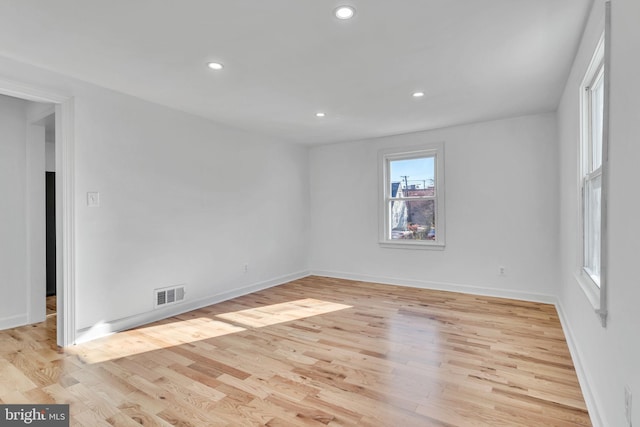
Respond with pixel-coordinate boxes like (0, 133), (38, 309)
(389, 199), (436, 240)
(389, 157), (435, 197)
(591, 73), (604, 171)
(584, 174), (601, 285)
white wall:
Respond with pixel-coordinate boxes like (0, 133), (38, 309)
(0, 95), (50, 329)
(309, 113), (558, 301)
(0, 95), (28, 329)
(25, 119), (46, 325)
(45, 142), (55, 172)
(0, 57), (310, 341)
(23, 102), (54, 326)
(73, 91), (310, 333)
(557, 0), (640, 426)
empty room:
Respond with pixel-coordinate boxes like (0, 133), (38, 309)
(0, 1), (638, 426)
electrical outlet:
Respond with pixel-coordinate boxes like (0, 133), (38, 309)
(243, 263), (249, 273)
(625, 385), (632, 426)
(498, 266), (506, 276)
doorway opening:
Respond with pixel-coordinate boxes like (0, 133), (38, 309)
(30, 108), (57, 323)
(44, 113), (57, 315)
(0, 78), (75, 347)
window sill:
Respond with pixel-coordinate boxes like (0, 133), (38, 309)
(379, 241), (445, 250)
(574, 270), (607, 327)
(575, 271), (600, 310)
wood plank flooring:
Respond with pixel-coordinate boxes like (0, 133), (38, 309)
(0, 276), (591, 426)
(46, 295), (56, 316)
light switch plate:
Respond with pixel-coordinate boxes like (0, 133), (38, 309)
(87, 192), (100, 207)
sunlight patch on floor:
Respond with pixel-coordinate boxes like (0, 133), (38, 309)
(71, 299), (350, 364)
(71, 318), (246, 364)
(215, 298), (352, 328)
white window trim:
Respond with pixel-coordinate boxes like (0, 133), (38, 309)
(378, 142), (445, 250)
(577, 3), (610, 327)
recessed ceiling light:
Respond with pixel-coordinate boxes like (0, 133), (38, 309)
(316, 112), (326, 118)
(413, 91), (425, 98)
(207, 62), (224, 70)
(334, 6), (355, 20)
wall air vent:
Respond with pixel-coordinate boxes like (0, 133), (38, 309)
(154, 285), (186, 308)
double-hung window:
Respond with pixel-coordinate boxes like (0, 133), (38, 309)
(581, 37), (604, 287)
(379, 143), (445, 249)
(579, 25), (609, 325)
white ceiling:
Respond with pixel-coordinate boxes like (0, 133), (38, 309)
(0, 1), (591, 145)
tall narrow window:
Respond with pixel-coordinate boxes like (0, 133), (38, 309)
(379, 143), (445, 249)
(579, 10), (609, 327)
(582, 46), (604, 287)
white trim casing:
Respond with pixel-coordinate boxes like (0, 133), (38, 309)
(598, 1), (611, 327)
(378, 142), (445, 250)
(577, 1), (609, 327)
(0, 78), (75, 347)
(56, 100), (76, 346)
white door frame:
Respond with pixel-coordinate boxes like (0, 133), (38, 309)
(0, 78), (76, 347)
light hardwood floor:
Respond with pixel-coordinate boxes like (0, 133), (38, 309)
(46, 295), (56, 316)
(0, 276), (591, 426)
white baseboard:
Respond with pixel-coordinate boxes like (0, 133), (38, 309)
(0, 313), (29, 331)
(554, 301), (603, 427)
(75, 270), (310, 345)
(310, 270), (557, 304)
